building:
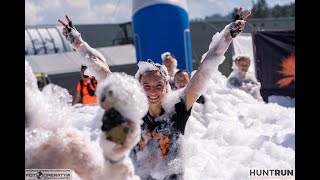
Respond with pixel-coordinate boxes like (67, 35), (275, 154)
(25, 17), (294, 95)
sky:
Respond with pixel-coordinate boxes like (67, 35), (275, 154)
(25, 0), (295, 25)
(25, 57), (295, 179)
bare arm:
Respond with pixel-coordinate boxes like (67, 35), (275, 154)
(72, 91), (81, 105)
(58, 15), (112, 82)
(184, 8), (250, 111)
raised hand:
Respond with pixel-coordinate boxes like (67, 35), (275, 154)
(230, 6), (251, 38)
(58, 15), (82, 48)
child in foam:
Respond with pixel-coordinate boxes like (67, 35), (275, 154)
(227, 54), (263, 101)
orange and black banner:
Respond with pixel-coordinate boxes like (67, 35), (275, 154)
(253, 30), (295, 102)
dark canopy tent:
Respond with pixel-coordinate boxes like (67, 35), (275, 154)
(253, 30), (295, 102)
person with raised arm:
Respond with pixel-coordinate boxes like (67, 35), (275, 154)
(58, 7), (250, 179)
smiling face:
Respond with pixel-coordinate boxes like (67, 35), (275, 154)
(140, 70), (167, 106)
(174, 71), (190, 89)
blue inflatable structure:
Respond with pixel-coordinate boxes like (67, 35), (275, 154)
(132, 0), (193, 72)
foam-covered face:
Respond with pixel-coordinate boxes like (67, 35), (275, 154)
(236, 59), (250, 73)
(140, 71), (167, 106)
(174, 72), (190, 89)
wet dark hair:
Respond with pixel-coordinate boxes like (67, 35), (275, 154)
(147, 60), (168, 75)
(81, 65), (87, 70)
(139, 60), (169, 82)
(139, 69), (164, 83)
(174, 69), (190, 79)
(234, 55), (251, 65)
(135, 59), (170, 83)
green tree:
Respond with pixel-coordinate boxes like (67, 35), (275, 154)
(191, 0), (295, 22)
(285, 3), (295, 17)
(251, 0), (270, 18)
(271, 5), (282, 17)
(270, 3), (295, 17)
(225, 8), (251, 21)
